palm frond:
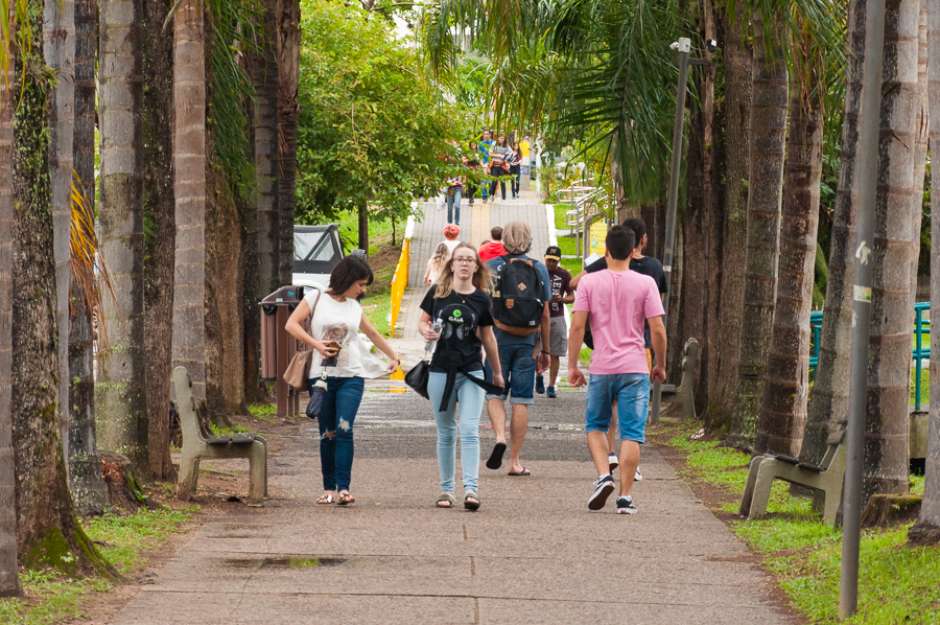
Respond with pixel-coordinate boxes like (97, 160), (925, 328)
(69, 169), (114, 347)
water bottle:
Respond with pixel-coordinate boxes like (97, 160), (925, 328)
(427, 320), (444, 355)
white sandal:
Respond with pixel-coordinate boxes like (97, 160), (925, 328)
(316, 493), (336, 505)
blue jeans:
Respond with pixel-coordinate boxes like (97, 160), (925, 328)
(484, 342), (536, 405)
(311, 376), (365, 491)
(584, 373), (651, 443)
(446, 187), (462, 224)
(428, 371), (485, 493)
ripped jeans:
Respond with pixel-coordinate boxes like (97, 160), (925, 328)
(311, 376), (364, 491)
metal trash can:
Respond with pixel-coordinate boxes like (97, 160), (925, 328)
(260, 285), (311, 417)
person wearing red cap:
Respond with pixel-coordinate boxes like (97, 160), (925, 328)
(441, 224), (462, 257)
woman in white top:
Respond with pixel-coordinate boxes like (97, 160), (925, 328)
(286, 256), (399, 506)
(424, 242), (450, 286)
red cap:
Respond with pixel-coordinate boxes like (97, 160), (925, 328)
(443, 224), (461, 239)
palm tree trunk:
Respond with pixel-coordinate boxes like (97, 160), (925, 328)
(171, 0), (209, 407)
(863, 0), (920, 504)
(728, 20), (787, 448)
(67, 0), (108, 513)
(908, 3), (928, 317)
(255, 1), (280, 295)
(909, 0), (940, 544)
(710, 12), (751, 430)
(12, 3), (111, 574)
(801, 0), (865, 465)
(757, 69), (822, 456)
(276, 0), (299, 285)
(97, 0), (148, 472)
(0, 10), (20, 595)
(142, 0), (176, 480)
(44, 0), (76, 469)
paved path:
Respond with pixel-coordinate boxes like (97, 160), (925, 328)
(107, 384), (795, 625)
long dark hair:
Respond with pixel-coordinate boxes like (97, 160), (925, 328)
(329, 256), (374, 295)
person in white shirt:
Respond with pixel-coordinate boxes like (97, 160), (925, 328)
(286, 256), (400, 506)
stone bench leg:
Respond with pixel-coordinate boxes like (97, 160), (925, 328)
(248, 440), (267, 502)
(177, 453), (202, 500)
(746, 458), (778, 521)
(739, 455), (764, 518)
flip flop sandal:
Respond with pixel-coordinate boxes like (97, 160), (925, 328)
(485, 442), (507, 470)
(507, 467), (531, 476)
(436, 493), (456, 509)
(464, 492), (480, 511)
(337, 492), (356, 506)
(316, 493), (336, 505)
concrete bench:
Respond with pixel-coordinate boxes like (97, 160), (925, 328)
(172, 366), (268, 503)
(739, 423), (846, 527)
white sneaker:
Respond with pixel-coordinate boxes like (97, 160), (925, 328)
(588, 475), (615, 511)
(608, 453), (619, 473)
(634, 466), (643, 482)
(616, 495), (638, 515)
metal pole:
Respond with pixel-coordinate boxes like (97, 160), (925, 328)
(652, 37), (691, 423)
(840, 0), (886, 618)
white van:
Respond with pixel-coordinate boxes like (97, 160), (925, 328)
(292, 224), (345, 289)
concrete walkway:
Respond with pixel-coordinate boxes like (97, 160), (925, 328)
(107, 384), (794, 625)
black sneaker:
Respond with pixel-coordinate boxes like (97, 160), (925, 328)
(546, 386), (557, 398)
(535, 375), (545, 395)
(588, 475), (615, 511)
(616, 496), (638, 515)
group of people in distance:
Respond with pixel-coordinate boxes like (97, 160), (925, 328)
(286, 213), (668, 516)
(444, 130), (535, 226)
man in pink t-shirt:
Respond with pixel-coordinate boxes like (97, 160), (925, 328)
(567, 225), (667, 515)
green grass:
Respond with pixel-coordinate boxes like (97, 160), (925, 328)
(247, 402), (277, 422)
(911, 366), (929, 409)
(0, 506), (196, 625)
(653, 422), (940, 625)
(335, 210), (395, 257)
(554, 202), (573, 231)
(363, 295), (391, 336)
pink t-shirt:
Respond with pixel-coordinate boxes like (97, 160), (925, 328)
(573, 268), (665, 375)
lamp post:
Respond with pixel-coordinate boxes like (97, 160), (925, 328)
(840, 0), (885, 618)
(652, 37), (692, 423)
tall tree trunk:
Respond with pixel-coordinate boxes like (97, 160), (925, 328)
(68, 0), (108, 513)
(12, 3), (111, 574)
(0, 16), (20, 595)
(276, 0), (299, 284)
(358, 201), (369, 252)
(801, 0), (865, 465)
(729, 21), (787, 448)
(909, 0), (940, 544)
(141, 0), (176, 480)
(97, 0), (148, 472)
(172, 0), (209, 409)
(908, 3), (928, 324)
(863, 0), (920, 504)
(710, 12), (751, 430)
(44, 0), (76, 469)
(255, 2), (280, 296)
(757, 68), (822, 456)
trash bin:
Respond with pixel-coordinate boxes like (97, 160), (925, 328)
(260, 285), (312, 417)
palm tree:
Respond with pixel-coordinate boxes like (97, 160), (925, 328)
(862, 0), (920, 504)
(44, 0), (76, 466)
(253, 2), (280, 298)
(172, 0), (209, 410)
(142, 0), (177, 480)
(0, 10), (20, 595)
(728, 19), (788, 448)
(68, 0), (109, 512)
(909, 0), (940, 545)
(97, 0), (148, 472)
(11, 1), (112, 575)
(276, 0), (299, 284)
(801, 0), (864, 466)
(707, 7), (752, 429)
(757, 36), (824, 456)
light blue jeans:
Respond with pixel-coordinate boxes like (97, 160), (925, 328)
(428, 370), (485, 493)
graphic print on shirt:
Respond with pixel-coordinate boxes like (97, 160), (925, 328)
(436, 302), (479, 343)
(321, 323), (350, 368)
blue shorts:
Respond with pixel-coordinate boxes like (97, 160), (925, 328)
(584, 373), (651, 443)
(484, 342), (536, 405)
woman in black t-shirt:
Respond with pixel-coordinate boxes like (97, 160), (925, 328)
(419, 243), (504, 511)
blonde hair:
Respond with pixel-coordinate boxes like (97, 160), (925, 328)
(501, 221), (532, 254)
(435, 243), (491, 298)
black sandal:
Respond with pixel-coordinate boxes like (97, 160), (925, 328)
(464, 491), (480, 511)
(485, 442), (507, 470)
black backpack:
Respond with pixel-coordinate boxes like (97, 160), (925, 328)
(491, 256), (545, 336)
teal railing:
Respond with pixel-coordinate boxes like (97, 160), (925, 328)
(809, 302), (931, 411)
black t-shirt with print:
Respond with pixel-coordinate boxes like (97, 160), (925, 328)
(548, 267), (573, 318)
(419, 287), (494, 373)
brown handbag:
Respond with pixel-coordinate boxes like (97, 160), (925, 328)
(283, 288), (321, 390)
